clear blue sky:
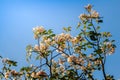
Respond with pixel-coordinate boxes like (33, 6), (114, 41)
(0, 0), (120, 79)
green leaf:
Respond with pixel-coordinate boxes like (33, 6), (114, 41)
(98, 20), (103, 23)
(63, 27), (67, 31)
(26, 45), (32, 52)
(50, 34), (56, 37)
(89, 31), (98, 41)
(63, 26), (71, 32)
(98, 67), (101, 70)
(68, 26), (71, 31)
(87, 26), (91, 30)
(7, 60), (17, 66)
(96, 26), (100, 30)
(20, 67), (32, 72)
(111, 40), (115, 42)
(87, 45), (92, 48)
(88, 23), (93, 26)
(26, 52), (32, 62)
(83, 25), (87, 31)
(102, 32), (112, 37)
(0, 55), (2, 59)
(77, 22), (81, 29)
(95, 49), (102, 54)
(36, 55), (41, 60)
(48, 29), (53, 34)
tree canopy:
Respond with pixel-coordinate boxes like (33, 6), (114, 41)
(0, 4), (116, 80)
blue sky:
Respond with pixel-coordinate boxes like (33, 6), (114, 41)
(0, 0), (120, 79)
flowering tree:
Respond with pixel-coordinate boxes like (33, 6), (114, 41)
(0, 4), (116, 80)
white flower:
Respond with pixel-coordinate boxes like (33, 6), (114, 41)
(31, 72), (37, 78)
(61, 53), (68, 58)
(71, 37), (79, 45)
(44, 38), (51, 46)
(91, 10), (99, 18)
(33, 26), (45, 39)
(40, 43), (47, 50)
(32, 28), (35, 32)
(85, 4), (92, 12)
(34, 45), (39, 51)
(67, 55), (77, 63)
(79, 14), (88, 21)
(2, 58), (9, 63)
(65, 34), (71, 41)
(59, 59), (65, 65)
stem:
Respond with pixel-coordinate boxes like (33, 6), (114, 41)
(90, 19), (107, 80)
(45, 57), (52, 77)
(33, 63), (46, 71)
(98, 54), (107, 80)
(37, 37), (42, 70)
(67, 41), (72, 55)
(101, 59), (107, 80)
(50, 52), (52, 77)
(84, 69), (94, 80)
(52, 45), (69, 57)
(0, 71), (4, 77)
(51, 53), (61, 60)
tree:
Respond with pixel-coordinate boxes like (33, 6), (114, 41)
(0, 4), (116, 80)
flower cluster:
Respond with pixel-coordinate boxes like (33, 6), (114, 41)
(85, 4), (92, 12)
(0, 4), (116, 80)
(79, 4), (99, 21)
(71, 36), (83, 45)
(34, 43), (49, 56)
(5, 70), (22, 79)
(54, 33), (71, 53)
(42, 36), (55, 46)
(33, 26), (45, 39)
(30, 71), (47, 78)
(67, 55), (84, 66)
(55, 33), (71, 43)
(102, 42), (115, 55)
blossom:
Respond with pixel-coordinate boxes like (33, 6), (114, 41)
(56, 33), (66, 42)
(2, 58), (9, 63)
(102, 42), (115, 55)
(87, 62), (92, 67)
(85, 4), (92, 12)
(79, 14), (88, 21)
(10, 70), (19, 76)
(109, 47), (115, 55)
(31, 72), (37, 78)
(40, 43), (48, 51)
(33, 26), (45, 34)
(33, 26), (45, 39)
(91, 10), (99, 18)
(44, 38), (51, 46)
(67, 55), (77, 63)
(5, 72), (10, 79)
(67, 56), (72, 63)
(36, 71), (47, 77)
(64, 33), (71, 41)
(55, 33), (71, 43)
(71, 37), (79, 45)
(59, 58), (65, 65)
(34, 45), (39, 51)
(61, 53), (68, 58)
(59, 65), (65, 74)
